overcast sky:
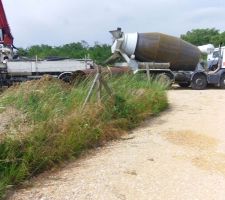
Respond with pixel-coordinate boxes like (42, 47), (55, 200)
(3, 0), (225, 48)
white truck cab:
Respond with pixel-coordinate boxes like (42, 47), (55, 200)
(207, 46), (225, 69)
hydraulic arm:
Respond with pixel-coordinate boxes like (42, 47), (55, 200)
(0, 0), (13, 47)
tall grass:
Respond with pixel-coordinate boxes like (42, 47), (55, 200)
(0, 74), (168, 198)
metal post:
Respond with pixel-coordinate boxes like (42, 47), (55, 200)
(146, 64), (150, 81)
(35, 55), (38, 75)
(97, 65), (102, 103)
(82, 73), (100, 110)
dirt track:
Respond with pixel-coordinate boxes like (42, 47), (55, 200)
(9, 88), (225, 200)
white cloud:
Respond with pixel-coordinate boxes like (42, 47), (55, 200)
(2, 0), (225, 47)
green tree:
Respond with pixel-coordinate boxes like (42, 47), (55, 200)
(180, 28), (220, 46)
(88, 43), (111, 64)
(17, 48), (28, 57)
(16, 41), (112, 65)
(210, 32), (225, 46)
(26, 45), (56, 58)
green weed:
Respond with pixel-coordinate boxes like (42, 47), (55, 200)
(0, 74), (168, 198)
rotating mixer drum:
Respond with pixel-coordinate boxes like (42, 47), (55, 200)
(135, 33), (201, 71)
(110, 29), (201, 71)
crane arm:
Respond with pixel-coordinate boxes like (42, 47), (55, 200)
(0, 0), (13, 47)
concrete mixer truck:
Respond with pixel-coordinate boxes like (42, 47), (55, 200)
(109, 28), (225, 89)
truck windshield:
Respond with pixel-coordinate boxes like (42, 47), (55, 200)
(213, 51), (220, 58)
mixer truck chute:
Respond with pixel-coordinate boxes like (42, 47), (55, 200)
(109, 28), (225, 90)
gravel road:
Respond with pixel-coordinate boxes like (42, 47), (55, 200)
(9, 88), (225, 200)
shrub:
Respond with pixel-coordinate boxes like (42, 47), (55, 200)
(0, 74), (168, 198)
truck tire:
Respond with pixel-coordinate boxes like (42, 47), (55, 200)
(191, 73), (207, 90)
(157, 73), (173, 88)
(220, 74), (225, 89)
(178, 82), (190, 88)
(58, 72), (72, 83)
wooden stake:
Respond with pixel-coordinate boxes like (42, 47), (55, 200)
(101, 78), (113, 96)
(82, 65), (113, 110)
(82, 73), (100, 110)
(97, 65), (102, 104)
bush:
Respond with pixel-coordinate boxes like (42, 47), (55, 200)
(0, 74), (168, 198)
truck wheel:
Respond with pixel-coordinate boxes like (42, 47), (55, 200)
(191, 74), (207, 90)
(178, 82), (190, 88)
(220, 74), (225, 89)
(157, 73), (172, 88)
(58, 73), (72, 83)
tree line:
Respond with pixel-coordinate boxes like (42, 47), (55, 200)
(17, 28), (224, 64)
(17, 41), (112, 65)
(181, 28), (225, 46)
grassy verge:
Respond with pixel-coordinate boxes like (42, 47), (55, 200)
(0, 74), (168, 198)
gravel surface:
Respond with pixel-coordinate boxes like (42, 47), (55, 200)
(9, 88), (225, 200)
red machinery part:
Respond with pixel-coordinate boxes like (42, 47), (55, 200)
(0, 0), (13, 46)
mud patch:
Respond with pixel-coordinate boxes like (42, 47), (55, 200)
(163, 131), (225, 175)
(192, 152), (225, 175)
(163, 131), (218, 150)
